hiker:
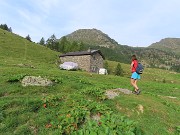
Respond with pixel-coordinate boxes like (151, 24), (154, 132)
(130, 55), (141, 95)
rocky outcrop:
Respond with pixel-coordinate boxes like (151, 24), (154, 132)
(21, 76), (53, 87)
(105, 88), (132, 99)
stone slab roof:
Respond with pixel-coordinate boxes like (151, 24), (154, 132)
(59, 49), (105, 59)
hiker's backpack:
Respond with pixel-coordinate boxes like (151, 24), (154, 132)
(136, 63), (144, 74)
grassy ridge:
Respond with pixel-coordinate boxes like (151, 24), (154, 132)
(0, 29), (180, 134)
(0, 29), (59, 68)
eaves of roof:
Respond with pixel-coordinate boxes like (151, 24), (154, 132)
(59, 50), (105, 59)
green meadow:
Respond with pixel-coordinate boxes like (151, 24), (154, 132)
(0, 29), (180, 135)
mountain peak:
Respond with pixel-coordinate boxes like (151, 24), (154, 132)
(65, 28), (119, 48)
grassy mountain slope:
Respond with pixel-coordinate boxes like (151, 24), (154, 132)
(148, 38), (180, 56)
(0, 29), (59, 68)
(0, 29), (180, 134)
(92, 45), (180, 69)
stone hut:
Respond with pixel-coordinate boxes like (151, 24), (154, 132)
(59, 49), (105, 72)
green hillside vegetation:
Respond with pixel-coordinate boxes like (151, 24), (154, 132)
(62, 29), (180, 73)
(0, 29), (180, 134)
(0, 29), (59, 68)
(149, 38), (180, 56)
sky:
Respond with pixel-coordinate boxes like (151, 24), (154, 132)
(1, 0), (180, 47)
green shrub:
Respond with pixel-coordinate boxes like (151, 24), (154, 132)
(7, 74), (27, 83)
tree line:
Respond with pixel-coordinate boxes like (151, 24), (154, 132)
(0, 24), (12, 32)
(38, 35), (86, 53)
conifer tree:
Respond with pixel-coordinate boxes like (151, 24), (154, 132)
(59, 36), (71, 53)
(104, 61), (110, 74)
(71, 41), (78, 52)
(0, 24), (12, 32)
(115, 63), (123, 76)
(77, 42), (85, 51)
(39, 37), (45, 45)
(25, 35), (31, 42)
(8, 27), (12, 32)
(46, 34), (59, 50)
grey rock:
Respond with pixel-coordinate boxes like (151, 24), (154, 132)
(21, 76), (53, 87)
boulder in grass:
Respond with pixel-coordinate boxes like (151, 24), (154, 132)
(21, 76), (53, 87)
(105, 88), (132, 99)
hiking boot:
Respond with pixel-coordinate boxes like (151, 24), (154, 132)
(132, 91), (138, 94)
(136, 89), (141, 95)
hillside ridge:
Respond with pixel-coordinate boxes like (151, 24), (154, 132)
(148, 38), (180, 56)
(0, 28), (59, 68)
(65, 28), (119, 48)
